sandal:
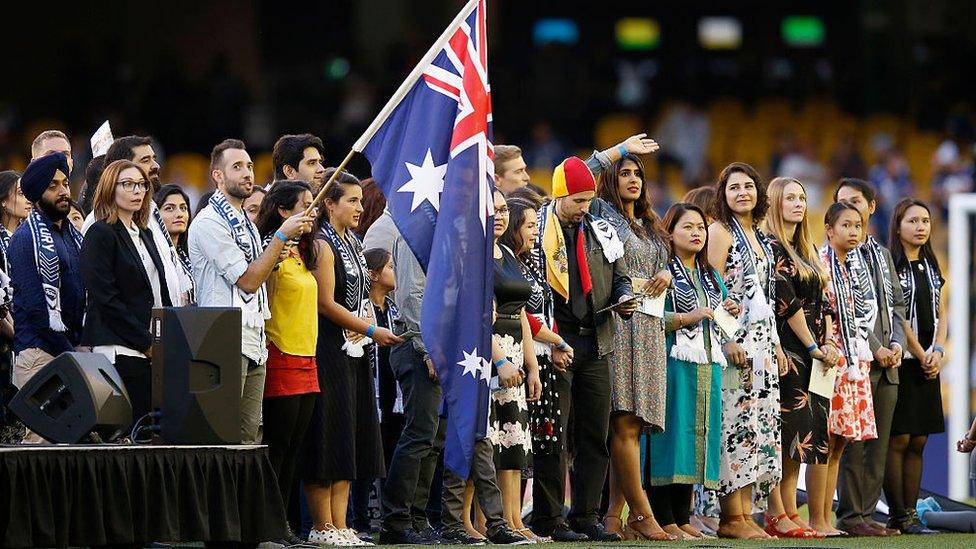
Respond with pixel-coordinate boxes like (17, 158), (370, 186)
(788, 513), (825, 539)
(628, 514), (677, 541)
(764, 513), (817, 538)
(717, 514), (765, 540)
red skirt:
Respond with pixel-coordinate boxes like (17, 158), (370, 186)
(264, 342), (319, 398)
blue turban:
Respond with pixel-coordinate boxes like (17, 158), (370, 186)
(21, 152), (70, 202)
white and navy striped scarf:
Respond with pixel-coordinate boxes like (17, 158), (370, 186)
(668, 256), (726, 366)
(897, 257), (942, 353)
(863, 236), (895, 331)
(209, 191), (268, 327)
(728, 216), (776, 324)
(822, 244), (877, 379)
(319, 220), (370, 313)
(26, 209), (83, 332)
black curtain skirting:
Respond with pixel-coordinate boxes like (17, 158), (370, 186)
(0, 445), (285, 548)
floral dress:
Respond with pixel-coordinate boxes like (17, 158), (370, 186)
(772, 241), (831, 464)
(718, 226), (782, 505)
(489, 246), (533, 469)
(821, 246), (877, 442)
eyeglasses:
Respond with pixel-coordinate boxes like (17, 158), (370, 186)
(117, 179), (150, 193)
(494, 207), (510, 215)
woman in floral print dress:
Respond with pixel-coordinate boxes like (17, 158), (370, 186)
(706, 163), (786, 540)
(763, 177), (841, 538)
(819, 201), (879, 533)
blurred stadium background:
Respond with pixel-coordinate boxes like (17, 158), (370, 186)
(3, 0), (976, 500)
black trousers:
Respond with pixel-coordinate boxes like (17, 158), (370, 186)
(531, 333), (611, 531)
(381, 343), (443, 532)
(115, 354), (151, 428)
(263, 393), (317, 518)
(649, 484), (693, 526)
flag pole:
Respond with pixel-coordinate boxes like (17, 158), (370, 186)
(304, 149), (356, 216)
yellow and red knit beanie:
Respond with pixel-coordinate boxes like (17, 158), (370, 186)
(551, 156), (595, 198)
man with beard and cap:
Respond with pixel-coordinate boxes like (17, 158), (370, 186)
(530, 156), (637, 542)
(7, 153), (85, 442)
(30, 130), (74, 173)
(82, 135), (194, 305)
(272, 133), (326, 192)
(189, 139), (314, 444)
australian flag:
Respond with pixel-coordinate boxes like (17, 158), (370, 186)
(353, 0), (493, 478)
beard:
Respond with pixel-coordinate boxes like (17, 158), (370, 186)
(149, 170), (161, 192)
(223, 179), (254, 200)
(38, 194), (70, 221)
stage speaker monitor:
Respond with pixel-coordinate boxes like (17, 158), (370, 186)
(9, 352), (132, 443)
(151, 307), (242, 444)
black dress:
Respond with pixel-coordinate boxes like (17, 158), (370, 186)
(772, 240), (831, 464)
(891, 259), (945, 436)
(303, 232), (385, 482)
(489, 246), (533, 470)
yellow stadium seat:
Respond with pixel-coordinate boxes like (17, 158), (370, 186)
(163, 153), (211, 191)
(594, 113), (642, 151)
(254, 152), (274, 186)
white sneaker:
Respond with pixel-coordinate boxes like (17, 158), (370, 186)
(307, 526), (357, 547)
(339, 529), (372, 546)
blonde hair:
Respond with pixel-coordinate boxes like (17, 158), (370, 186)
(92, 160), (152, 228)
(763, 177), (826, 286)
(492, 145), (523, 175)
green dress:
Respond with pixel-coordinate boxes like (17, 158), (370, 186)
(646, 268), (725, 488)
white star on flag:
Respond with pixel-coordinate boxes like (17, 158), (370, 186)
(458, 348), (483, 379)
(398, 149), (448, 212)
(480, 356), (492, 383)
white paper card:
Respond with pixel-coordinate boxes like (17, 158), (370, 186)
(639, 292), (666, 317)
(808, 358), (837, 399)
(90, 120), (114, 157)
(712, 306), (740, 338)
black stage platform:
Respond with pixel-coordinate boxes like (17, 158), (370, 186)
(0, 444), (285, 548)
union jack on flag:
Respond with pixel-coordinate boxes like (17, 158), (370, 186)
(353, 0), (494, 478)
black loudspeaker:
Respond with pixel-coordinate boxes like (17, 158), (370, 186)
(151, 307), (242, 444)
(9, 352), (132, 443)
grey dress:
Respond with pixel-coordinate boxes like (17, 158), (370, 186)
(591, 199), (669, 430)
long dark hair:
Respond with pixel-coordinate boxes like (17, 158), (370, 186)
(713, 162), (768, 226)
(153, 184), (193, 257)
(596, 153), (669, 248)
(662, 202), (718, 287)
(355, 177), (387, 239)
(889, 198), (941, 276)
(256, 180), (318, 269)
(499, 198), (538, 257)
(0, 170), (22, 228)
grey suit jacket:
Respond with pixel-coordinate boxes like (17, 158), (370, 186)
(863, 244), (906, 384)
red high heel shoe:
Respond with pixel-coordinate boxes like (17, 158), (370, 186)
(764, 513), (817, 538)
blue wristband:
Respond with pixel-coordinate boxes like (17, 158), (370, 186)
(806, 342), (818, 353)
(365, 325), (376, 338)
(933, 345), (945, 354)
(274, 230), (289, 243)
(556, 341), (569, 351)
(617, 144), (628, 158)
(493, 358), (508, 369)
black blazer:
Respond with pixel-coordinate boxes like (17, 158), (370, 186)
(80, 219), (172, 351)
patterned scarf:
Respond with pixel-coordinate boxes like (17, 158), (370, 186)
(150, 200), (194, 305)
(668, 256), (726, 366)
(371, 297), (403, 417)
(517, 251), (555, 357)
(539, 201), (624, 300)
(26, 209), (83, 332)
(863, 236), (895, 331)
(822, 244), (877, 379)
(0, 225), (11, 258)
(209, 191), (268, 327)
(728, 216), (776, 323)
(320, 220), (371, 313)
(897, 257), (942, 353)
